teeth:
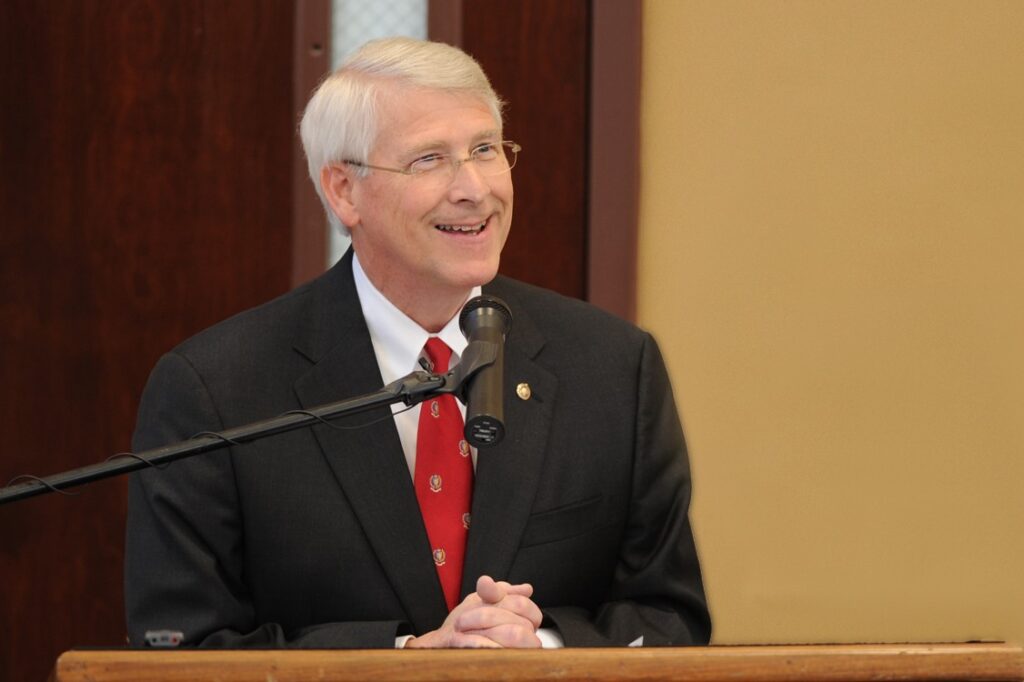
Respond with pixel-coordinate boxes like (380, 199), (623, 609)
(436, 222), (487, 233)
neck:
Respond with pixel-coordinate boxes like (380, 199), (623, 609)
(354, 261), (468, 334)
(384, 288), (468, 333)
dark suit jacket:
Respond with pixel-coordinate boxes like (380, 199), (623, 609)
(125, 250), (710, 648)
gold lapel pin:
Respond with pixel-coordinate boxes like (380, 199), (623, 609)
(516, 382), (532, 400)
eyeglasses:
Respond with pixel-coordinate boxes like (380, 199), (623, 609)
(344, 140), (521, 181)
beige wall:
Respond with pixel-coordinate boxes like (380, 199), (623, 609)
(639, 0), (1023, 645)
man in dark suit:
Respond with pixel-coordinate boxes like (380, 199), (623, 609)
(125, 37), (710, 649)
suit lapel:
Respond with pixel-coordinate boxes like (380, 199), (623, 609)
(291, 253), (448, 632)
(461, 283), (557, 593)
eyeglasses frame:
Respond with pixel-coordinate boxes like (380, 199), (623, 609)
(342, 140), (521, 178)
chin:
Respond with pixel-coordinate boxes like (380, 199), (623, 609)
(446, 261), (500, 291)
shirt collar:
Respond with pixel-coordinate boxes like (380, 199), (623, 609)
(352, 251), (479, 386)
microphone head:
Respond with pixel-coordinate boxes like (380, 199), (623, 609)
(459, 295), (511, 447)
(459, 295), (512, 339)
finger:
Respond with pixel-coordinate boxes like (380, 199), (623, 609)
(493, 593), (543, 629)
(460, 624), (542, 649)
(476, 576), (534, 605)
(467, 589), (542, 629)
(475, 575), (506, 604)
(455, 605), (534, 633)
(496, 580), (534, 598)
(449, 631), (505, 648)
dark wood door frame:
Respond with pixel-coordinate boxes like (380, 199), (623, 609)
(434, 0), (641, 321)
(586, 0), (641, 323)
(291, 0), (332, 287)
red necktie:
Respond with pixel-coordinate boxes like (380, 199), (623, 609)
(415, 338), (473, 611)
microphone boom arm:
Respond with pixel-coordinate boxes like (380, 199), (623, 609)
(0, 344), (499, 507)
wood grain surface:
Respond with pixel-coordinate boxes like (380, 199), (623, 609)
(52, 643), (1024, 682)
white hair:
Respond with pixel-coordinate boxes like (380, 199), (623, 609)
(299, 37), (505, 236)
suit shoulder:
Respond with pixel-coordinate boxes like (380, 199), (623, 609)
(165, 270), (335, 381)
(487, 276), (648, 347)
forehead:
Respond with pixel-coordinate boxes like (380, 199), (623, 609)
(373, 85), (500, 151)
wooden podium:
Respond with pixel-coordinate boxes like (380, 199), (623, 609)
(50, 642), (1024, 681)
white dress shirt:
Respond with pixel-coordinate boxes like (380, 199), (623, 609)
(352, 253), (478, 477)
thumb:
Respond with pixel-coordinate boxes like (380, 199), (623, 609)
(475, 575), (506, 604)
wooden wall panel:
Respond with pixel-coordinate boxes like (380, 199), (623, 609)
(0, 2), (301, 680)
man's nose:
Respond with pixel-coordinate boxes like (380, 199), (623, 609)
(446, 159), (490, 202)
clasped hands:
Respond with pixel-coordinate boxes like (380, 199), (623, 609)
(405, 575), (542, 648)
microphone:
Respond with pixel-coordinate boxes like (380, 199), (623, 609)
(459, 295), (512, 447)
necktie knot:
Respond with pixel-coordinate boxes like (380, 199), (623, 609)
(424, 337), (453, 373)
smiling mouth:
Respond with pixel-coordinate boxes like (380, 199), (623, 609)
(435, 219), (488, 235)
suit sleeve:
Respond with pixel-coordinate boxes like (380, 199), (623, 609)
(540, 333), (712, 646)
(124, 352), (408, 648)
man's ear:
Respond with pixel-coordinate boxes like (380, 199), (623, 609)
(320, 164), (360, 228)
